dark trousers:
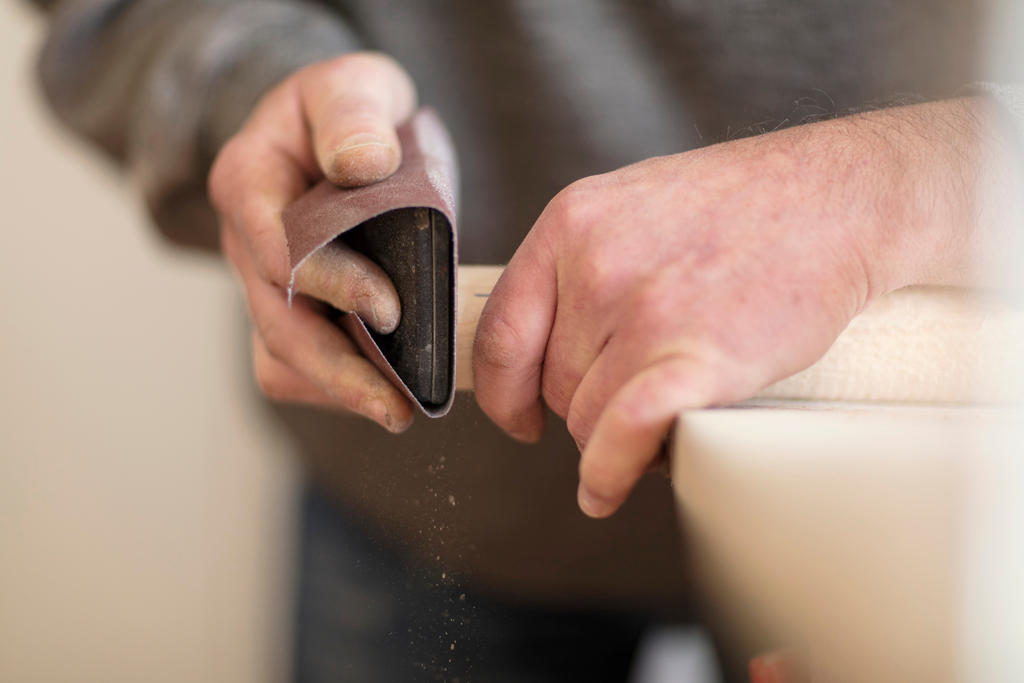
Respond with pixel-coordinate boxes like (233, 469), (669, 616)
(293, 484), (652, 683)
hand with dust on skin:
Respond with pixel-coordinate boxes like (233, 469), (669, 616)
(209, 52), (417, 432)
(474, 98), (1001, 518)
(749, 649), (856, 683)
(748, 651), (818, 683)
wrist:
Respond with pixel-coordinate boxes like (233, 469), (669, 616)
(837, 98), (986, 295)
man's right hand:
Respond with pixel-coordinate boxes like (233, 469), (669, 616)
(208, 52), (417, 432)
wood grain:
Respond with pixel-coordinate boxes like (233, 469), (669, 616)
(455, 266), (1024, 403)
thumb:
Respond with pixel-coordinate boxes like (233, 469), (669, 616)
(298, 52), (417, 187)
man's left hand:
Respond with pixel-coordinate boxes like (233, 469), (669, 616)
(473, 99), (984, 518)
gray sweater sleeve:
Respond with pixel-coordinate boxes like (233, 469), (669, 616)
(35, 0), (361, 248)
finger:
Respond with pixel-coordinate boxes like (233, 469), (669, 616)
(539, 297), (611, 419)
(749, 651), (810, 683)
(473, 231), (557, 442)
(220, 220), (247, 281)
(539, 205), (632, 419)
(298, 53), (417, 186)
(209, 81), (317, 287)
(251, 331), (343, 408)
(230, 227), (414, 431)
(293, 241), (401, 334)
(253, 276), (414, 431)
(576, 356), (715, 518)
(563, 336), (634, 451)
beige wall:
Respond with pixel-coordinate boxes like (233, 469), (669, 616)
(0, 6), (296, 682)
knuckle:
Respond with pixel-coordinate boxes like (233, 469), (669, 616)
(323, 98), (385, 130)
(252, 355), (288, 402)
(566, 391), (599, 447)
(298, 258), (338, 302)
(611, 390), (654, 427)
(573, 246), (625, 303)
(540, 364), (578, 420)
(545, 177), (601, 236)
(474, 311), (527, 373)
(256, 258), (289, 291)
(632, 356), (722, 414)
(345, 269), (382, 307)
(256, 315), (289, 361)
(302, 249), (379, 307)
(630, 289), (673, 337)
(541, 380), (571, 420)
(540, 376), (573, 419)
(237, 208), (290, 285)
(207, 139), (244, 211)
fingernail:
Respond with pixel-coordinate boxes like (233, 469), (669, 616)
(371, 299), (400, 334)
(367, 398), (413, 434)
(389, 410), (414, 434)
(337, 132), (389, 153)
(577, 484), (613, 518)
(330, 134), (398, 186)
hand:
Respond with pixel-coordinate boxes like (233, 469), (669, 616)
(749, 651), (816, 683)
(209, 53), (418, 431)
(474, 99), (984, 517)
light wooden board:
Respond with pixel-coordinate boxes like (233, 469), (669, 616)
(669, 406), (1021, 683)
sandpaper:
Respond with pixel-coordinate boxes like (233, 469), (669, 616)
(282, 109), (459, 417)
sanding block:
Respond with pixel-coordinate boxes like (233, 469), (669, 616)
(282, 109), (459, 417)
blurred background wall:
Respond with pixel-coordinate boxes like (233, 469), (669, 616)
(0, 4), (297, 682)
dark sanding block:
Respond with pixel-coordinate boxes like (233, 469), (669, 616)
(282, 109), (459, 417)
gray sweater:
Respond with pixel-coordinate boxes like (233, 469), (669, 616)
(31, 0), (1022, 605)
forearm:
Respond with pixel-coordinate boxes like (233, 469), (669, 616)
(35, 0), (360, 248)
(852, 96), (1024, 294)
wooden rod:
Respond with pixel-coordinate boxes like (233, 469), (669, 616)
(455, 266), (503, 391)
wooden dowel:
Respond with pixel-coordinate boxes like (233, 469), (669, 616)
(455, 266), (503, 391)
